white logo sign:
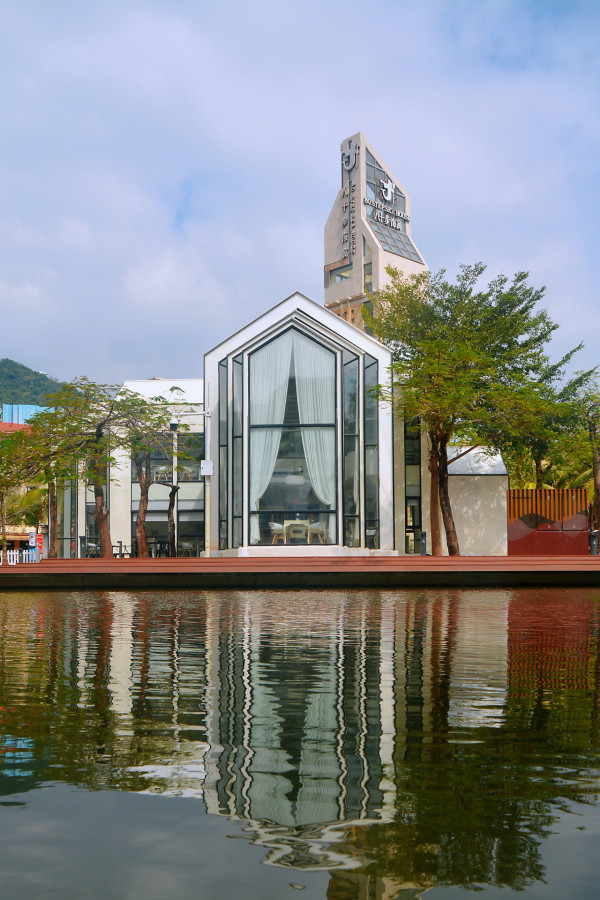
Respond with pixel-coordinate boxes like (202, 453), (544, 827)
(341, 139), (359, 171)
(380, 177), (395, 203)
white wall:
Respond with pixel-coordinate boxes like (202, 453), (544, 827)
(446, 475), (508, 556)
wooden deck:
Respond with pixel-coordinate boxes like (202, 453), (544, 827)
(0, 555), (599, 590)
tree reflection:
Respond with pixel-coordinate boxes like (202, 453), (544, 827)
(0, 588), (599, 894)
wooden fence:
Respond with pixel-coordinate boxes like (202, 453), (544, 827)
(507, 488), (589, 555)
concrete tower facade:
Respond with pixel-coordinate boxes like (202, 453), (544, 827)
(324, 133), (427, 328)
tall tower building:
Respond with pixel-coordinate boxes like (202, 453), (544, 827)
(324, 132), (427, 329)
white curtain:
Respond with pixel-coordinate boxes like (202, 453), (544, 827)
(249, 331), (293, 542)
(293, 332), (337, 539)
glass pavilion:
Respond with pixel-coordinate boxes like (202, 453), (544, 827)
(204, 293), (395, 552)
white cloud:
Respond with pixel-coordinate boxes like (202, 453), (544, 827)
(0, 0), (597, 379)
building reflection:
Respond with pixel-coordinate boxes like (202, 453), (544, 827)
(0, 588), (599, 894)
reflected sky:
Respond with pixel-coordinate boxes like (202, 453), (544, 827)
(0, 588), (599, 899)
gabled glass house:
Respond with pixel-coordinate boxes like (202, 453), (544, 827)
(204, 293), (395, 553)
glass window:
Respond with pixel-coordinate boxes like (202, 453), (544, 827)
(131, 512), (170, 557)
(85, 463), (109, 555)
(364, 358), (378, 444)
(364, 260), (373, 294)
(232, 438), (242, 517)
(404, 419), (422, 553)
(57, 481), (77, 559)
(233, 356), (243, 437)
(177, 512), (204, 557)
(231, 355), (243, 548)
(219, 361), (228, 444)
(343, 435), (359, 517)
(177, 433), (204, 482)
(343, 357), (359, 435)
(248, 329), (337, 545)
(329, 264), (353, 284)
(219, 446), (227, 522)
(343, 354), (360, 548)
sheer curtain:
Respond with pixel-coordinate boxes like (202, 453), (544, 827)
(249, 331), (293, 542)
(293, 331), (337, 540)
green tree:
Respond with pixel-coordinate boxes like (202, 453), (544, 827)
(0, 428), (41, 563)
(365, 264), (587, 555)
(585, 390), (600, 530)
(29, 379), (192, 559)
(499, 358), (593, 489)
(28, 380), (121, 558)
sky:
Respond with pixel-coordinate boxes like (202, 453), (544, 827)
(0, 0), (598, 384)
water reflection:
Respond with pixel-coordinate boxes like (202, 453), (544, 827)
(0, 588), (599, 896)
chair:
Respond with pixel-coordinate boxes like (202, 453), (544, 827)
(269, 522), (284, 544)
(308, 520), (328, 544)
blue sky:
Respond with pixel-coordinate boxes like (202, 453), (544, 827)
(0, 0), (598, 382)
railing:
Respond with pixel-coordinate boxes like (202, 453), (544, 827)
(1, 549), (37, 565)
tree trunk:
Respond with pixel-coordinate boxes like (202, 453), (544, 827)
(434, 436), (460, 556)
(134, 455), (150, 558)
(48, 479), (58, 558)
(167, 484), (179, 557)
(533, 456), (551, 489)
(428, 446), (442, 556)
(93, 482), (112, 558)
(590, 420), (600, 531)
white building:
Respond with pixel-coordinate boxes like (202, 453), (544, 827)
(204, 293), (394, 554)
(57, 378), (206, 558)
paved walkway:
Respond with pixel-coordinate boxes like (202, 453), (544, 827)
(0, 555), (599, 590)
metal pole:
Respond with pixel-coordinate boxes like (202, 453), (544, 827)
(205, 474), (211, 558)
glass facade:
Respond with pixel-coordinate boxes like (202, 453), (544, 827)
(365, 149), (423, 264)
(216, 323), (385, 550)
(130, 432), (205, 557)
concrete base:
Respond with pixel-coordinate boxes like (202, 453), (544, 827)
(232, 545), (400, 558)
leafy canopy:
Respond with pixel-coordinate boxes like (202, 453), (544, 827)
(365, 264), (584, 453)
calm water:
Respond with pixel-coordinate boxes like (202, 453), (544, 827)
(0, 588), (599, 899)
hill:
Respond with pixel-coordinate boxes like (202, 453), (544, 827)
(0, 358), (63, 405)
